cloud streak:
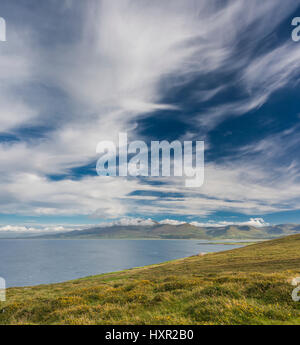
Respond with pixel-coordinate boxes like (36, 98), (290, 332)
(0, 1), (300, 224)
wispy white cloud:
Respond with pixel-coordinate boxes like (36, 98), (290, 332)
(0, 28), (38, 131)
(191, 218), (269, 228)
(0, 224), (85, 233)
(99, 217), (156, 227)
(0, 0), (300, 223)
(159, 219), (186, 226)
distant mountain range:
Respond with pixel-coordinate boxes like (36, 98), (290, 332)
(22, 223), (300, 240)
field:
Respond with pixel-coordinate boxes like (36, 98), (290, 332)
(0, 234), (300, 325)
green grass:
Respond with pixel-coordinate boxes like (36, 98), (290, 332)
(1, 234), (300, 325)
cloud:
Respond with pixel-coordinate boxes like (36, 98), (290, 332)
(0, 225), (38, 232)
(159, 219), (186, 226)
(0, 27), (39, 131)
(0, 1), (300, 224)
(0, 173), (140, 218)
(191, 218), (269, 228)
(0, 224), (83, 233)
(99, 217), (156, 227)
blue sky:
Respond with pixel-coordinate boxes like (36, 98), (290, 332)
(1, 0), (300, 231)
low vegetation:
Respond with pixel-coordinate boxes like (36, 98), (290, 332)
(1, 235), (300, 325)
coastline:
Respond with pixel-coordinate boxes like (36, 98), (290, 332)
(1, 235), (299, 325)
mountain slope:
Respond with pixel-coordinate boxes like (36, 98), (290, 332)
(31, 223), (300, 240)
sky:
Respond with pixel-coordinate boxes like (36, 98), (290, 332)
(1, 0), (300, 231)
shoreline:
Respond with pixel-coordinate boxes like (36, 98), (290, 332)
(0, 237), (271, 241)
(1, 235), (299, 325)
(2, 242), (244, 289)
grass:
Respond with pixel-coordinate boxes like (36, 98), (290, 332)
(0, 234), (300, 325)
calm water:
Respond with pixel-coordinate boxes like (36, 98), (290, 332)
(0, 239), (242, 287)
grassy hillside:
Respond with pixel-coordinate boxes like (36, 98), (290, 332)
(1, 235), (300, 325)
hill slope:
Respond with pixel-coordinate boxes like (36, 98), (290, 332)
(1, 234), (300, 325)
(32, 223), (300, 240)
